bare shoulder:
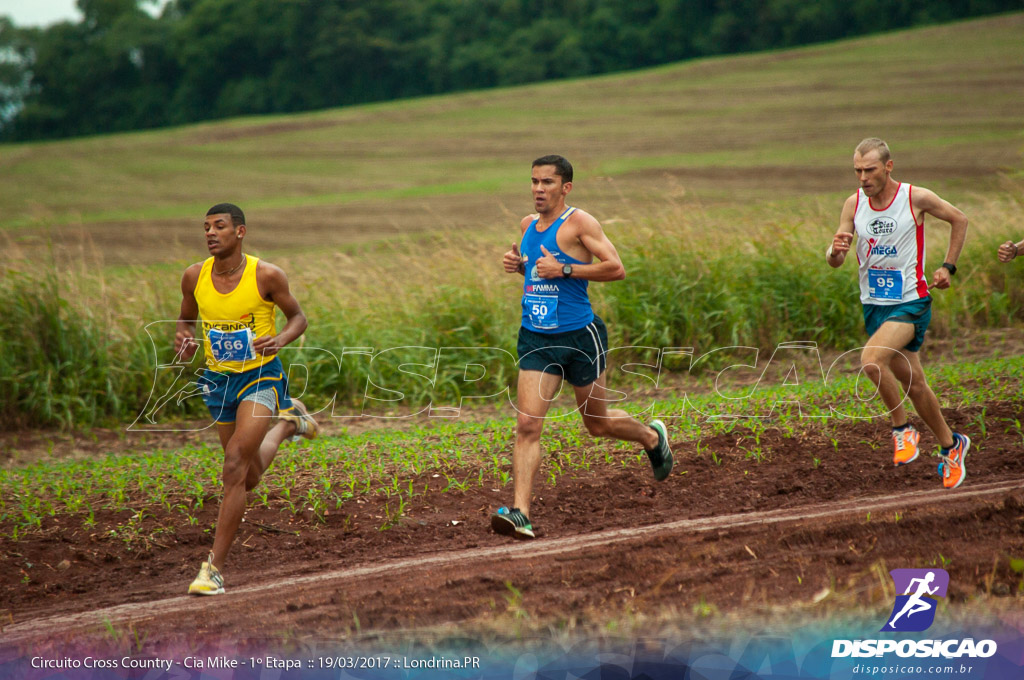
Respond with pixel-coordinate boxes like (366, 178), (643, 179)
(181, 262), (204, 289)
(909, 184), (940, 205)
(255, 259), (289, 286)
(839, 192), (859, 221)
(567, 208), (602, 235)
(519, 214), (535, 233)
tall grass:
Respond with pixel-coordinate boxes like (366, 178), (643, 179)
(2, 15), (1022, 429)
(606, 197), (1024, 353)
(0, 269), (144, 428)
(3, 195), (1023, 429)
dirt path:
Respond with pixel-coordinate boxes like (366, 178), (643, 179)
(3, 479), (1022, 649)
(2, 400), (1023, 654)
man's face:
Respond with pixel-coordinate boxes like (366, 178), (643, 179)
(531, 164), (570, 214)
(853, 150), (893, 198)
(203, 213), (242, 255)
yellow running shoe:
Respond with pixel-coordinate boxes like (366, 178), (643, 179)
(188, 552), (225, 596)
(893, 425), (920, 466)
(938, 433), (970, 490)
(281, 398), (319, 441)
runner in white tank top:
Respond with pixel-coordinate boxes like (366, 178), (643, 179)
(826, 138), (971, 490)
(853, 182), (928, 305)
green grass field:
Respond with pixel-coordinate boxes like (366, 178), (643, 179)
(1, 13), (1021, 233)
(2, 17), (1024, 652)
(0, 13), (1022, 428)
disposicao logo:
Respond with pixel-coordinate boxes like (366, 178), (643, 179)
(882, 568), (948, 632)
(831, 568), (998, 659)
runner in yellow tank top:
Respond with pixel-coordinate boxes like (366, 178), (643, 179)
(193, 251), (278, 374)
(174, 203), (319, 595)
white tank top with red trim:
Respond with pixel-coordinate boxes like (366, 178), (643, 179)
(853, 182), (928, 305)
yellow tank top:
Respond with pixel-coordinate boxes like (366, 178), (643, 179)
(194, 255), (277, 373)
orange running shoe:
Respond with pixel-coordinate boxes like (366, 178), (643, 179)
(938, 433), (970, 489)
(892, 425), (920, 466)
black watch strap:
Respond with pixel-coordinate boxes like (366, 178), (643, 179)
(942, 262), (957, 276)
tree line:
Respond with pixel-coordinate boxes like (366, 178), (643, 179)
(0, 0), (1020, 141)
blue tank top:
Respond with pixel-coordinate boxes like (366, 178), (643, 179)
(520, 206), (594, 333)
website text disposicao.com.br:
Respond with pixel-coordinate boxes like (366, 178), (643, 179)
(837, 637), (997, 677)
(851, 662), (980, 676)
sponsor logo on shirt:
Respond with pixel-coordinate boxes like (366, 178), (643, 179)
(868, 216), (897, 235)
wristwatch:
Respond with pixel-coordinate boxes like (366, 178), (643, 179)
(941, 262), (957, 276)
(562, 264), (573, 278)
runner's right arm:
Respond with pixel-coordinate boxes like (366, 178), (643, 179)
(827, 194), (857, 268)
(174, 264), (202, 362)
(502, 216), (532, 275)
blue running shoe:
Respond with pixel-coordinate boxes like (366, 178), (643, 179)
(491, 507), (535, 539)
(646, 420), (674, 481)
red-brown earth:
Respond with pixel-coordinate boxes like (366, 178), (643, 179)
(1, 401), (1022, 658)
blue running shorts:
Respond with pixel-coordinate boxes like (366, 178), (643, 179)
(199, 356), (293, 424)
(862, 298), (932, 352)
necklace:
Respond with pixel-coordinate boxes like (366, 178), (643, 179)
(214, 256), (245, 276)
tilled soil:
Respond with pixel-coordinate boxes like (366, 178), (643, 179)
(1, 401), (1022, 654)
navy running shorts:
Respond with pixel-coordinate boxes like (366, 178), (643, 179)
(517, 317), (608, 387)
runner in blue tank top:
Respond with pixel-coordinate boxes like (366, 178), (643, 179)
(490, 155), (674, 540)
(519, 205), (594, 332)
(827, 138), (970, 490)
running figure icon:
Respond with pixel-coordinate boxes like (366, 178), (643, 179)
(888, 571), (939, 628)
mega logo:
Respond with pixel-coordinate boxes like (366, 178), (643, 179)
(868, 216), (897, 235)
(882, 569), (948, 632)
(870, 244), (898, 257)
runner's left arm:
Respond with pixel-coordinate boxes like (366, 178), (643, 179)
(254, 262), (308, 356)
(997, 238), (1024, 263)
(564, 212), (626, 281)
(913, 187), (968, 290)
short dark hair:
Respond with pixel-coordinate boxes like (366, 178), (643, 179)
(532, 155), (573, 183)
(206, 203), (246, 226)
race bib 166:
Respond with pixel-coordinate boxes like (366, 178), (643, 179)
(207, 327), (256, 363)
